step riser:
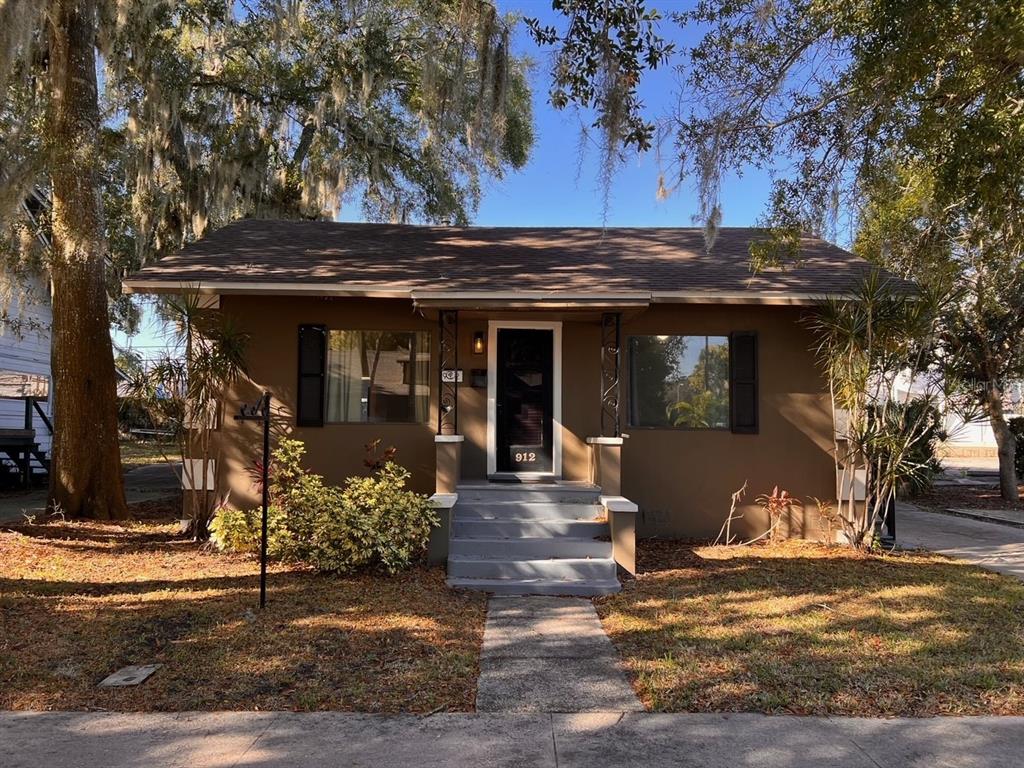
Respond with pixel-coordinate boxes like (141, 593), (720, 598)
(452, 519), (609, 538)
(448, 558), (617, 581)
(447, 484), (618, 596)
(450, 538), (612, 559)
(455, 489), (601, 504)
(447, 578), (621, 597)
(454, 503), (605, 521)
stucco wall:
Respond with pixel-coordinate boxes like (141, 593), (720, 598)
(214, 296), (438, 510)
(620, 304), (835, 540)
(213, 296), (835, 541)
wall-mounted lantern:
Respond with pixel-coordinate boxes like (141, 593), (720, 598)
(472, 331), (486, 355)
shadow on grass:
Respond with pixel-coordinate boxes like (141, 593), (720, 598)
(598, 539), (1024, 716)
(0, 518), (486, 713)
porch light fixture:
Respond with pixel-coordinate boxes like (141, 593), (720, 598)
(473, 331), (486, 354)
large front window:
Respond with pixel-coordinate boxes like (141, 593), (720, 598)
(628, 335), (729, 429)
(325, 330), (430, 423)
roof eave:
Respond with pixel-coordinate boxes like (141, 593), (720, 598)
(122, 279), (410, 299)
(650, 291), (836, 306)
(122, 279), (849, 305)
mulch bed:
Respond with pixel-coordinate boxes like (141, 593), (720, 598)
(0, 498), (486, 712)
(597, 539), (1024, 716)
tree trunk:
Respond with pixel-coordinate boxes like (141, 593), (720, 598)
(45, 0), (128, 520)
(986, 386), (1020, 501)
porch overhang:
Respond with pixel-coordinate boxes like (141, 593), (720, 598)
(123, 280), (842, 306)
(411, 291), (652, 311)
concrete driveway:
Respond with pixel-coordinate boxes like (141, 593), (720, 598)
(897, 503), (1024, 581)
(0, 462), (180, 523)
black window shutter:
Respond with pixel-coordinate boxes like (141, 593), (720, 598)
(730, 331), (758, 434)
(297, 324), (326, 426)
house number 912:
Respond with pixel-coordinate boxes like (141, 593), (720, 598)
(515, 452), (537, 463)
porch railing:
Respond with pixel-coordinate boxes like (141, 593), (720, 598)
(437, 309), (458, 435)
(601, 312), (622, 437)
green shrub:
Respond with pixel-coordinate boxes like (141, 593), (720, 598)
(901, 400), (946, 496)
(209, 505), (290, 556)
(867, 399), (945, 497)
(209, 439), (437, 574)
(338, 462), (438, 574)
(1010, 417), (1024, 478)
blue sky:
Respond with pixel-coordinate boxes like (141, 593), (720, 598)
(469, 1), (774, 228)
(341, 0), (775, 229)
(118, 1), (775, 355)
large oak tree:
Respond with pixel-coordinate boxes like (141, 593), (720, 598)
(534, 0), (1024, 499)
(1, 0), (533, 518)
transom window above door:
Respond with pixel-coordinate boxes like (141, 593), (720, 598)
(325, 330), (430, 423)
(628, 335), (730, 429)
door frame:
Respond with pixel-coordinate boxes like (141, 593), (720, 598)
(487, 320), (563, 479)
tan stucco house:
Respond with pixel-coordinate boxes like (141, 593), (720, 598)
(124, 220), (897, 595)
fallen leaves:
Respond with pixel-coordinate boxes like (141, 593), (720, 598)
(0, 500), (486, 712)
(598, 539), (1024, 716)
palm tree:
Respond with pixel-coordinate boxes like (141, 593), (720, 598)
(125, 291), (248, 538)
(806, 271), (954, 547)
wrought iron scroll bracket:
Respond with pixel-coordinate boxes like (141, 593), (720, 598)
(601, 312), (622, 437)
(438, 310), (458, 435)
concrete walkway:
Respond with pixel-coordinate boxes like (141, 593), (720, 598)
(475, 596), (642, 713)
(2, 711), (1022, 767)
(898, 502), (1024, 581)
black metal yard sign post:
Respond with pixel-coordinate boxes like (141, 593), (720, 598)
(236, 392), (271, 609)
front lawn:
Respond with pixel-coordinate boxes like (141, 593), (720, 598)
(597, 540), (1024, 716)
(0, 501), (486, 712)
(119, 438), (180, 470)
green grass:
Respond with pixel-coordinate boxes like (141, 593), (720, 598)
(120, 439), (179, 470)
(597, 539), (1024, 716)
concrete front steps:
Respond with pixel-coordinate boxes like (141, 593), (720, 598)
(446, 483), (620, 597)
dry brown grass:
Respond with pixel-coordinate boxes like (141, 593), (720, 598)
(597, 539), (1024, 716)
(0, 499), (485, 712)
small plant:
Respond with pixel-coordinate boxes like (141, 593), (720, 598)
(714, 481), (748, 546)
(363, 439), (398, 471)
(756, 486), (799, 543)
(884, 399), (946, 497)
(811, 496), (842, 546)
(209, 504), (290, 556)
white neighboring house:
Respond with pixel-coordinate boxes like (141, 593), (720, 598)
(891, 370), (1024, 458)
(0, 265), (53, 482)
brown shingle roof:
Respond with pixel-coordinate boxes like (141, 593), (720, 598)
(124, 219), (910, 298)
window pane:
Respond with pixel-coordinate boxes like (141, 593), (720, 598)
(628, 335), (729, 428)
(325, 331), (430, 423)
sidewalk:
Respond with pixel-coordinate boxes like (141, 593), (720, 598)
(476, 596), (641, 712)
(2, 711), (1021, 767)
